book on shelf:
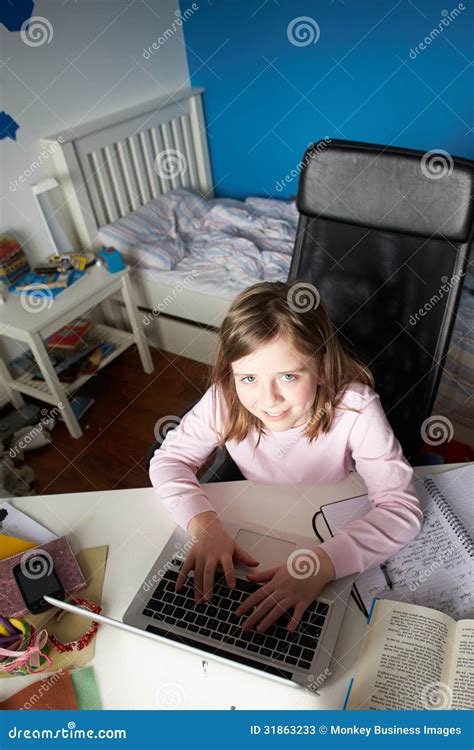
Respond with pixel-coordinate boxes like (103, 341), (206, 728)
(344, 598), (473, 710)
(10, 341), (117, 383)
(47, 319), (92, 349)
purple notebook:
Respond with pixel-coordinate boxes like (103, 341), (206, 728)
(0, 536), (86, 617)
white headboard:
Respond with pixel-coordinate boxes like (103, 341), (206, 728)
(41, 87), (214, 250)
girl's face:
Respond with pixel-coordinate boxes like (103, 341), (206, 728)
(231, 336), (319, 432)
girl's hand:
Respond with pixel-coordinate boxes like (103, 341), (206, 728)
(235, 547), (336, 633)
(176, 511), (259, 603)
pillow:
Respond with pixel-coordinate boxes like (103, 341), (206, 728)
(98, 189), (210, 270)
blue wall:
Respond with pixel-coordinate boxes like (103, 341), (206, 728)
(182, 0), (473, 199)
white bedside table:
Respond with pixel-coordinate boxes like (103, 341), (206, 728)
(0, 264), (154, 438)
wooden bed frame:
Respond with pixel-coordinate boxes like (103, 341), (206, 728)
(41, 87), (230, 363)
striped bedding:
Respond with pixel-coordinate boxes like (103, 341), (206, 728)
(98, 189), (299, 298)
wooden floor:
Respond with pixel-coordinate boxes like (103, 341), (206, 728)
(19, 345), (211, 496)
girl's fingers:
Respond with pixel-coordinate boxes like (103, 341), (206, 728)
(221, 554), (236, 589)
(234, 543), (260, 567)
(287, 603), (308, 632)
(194, 559), (205, 603)
(241, 594), (282, 632)
(202, 560), (217, 601)
(176, 554), (194, 590)
(235, 584), (269, 618)
(246, 566), (279, 582)
(256, 599), (293, 634)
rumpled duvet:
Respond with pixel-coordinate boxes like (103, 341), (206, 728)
(98, 189), (299, 294)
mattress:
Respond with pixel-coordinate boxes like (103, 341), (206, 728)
(98, 189), (299, 300)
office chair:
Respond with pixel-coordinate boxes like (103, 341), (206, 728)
(289, 139), (473, 464)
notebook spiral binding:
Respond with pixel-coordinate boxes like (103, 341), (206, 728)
(424, 477), (474, 558)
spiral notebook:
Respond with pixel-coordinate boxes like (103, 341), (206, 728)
(321, 464), (473, 620)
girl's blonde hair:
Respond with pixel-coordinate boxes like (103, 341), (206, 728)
(211, 280), (374, 446)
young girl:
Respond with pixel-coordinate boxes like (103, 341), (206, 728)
(149, 281), (423, 635)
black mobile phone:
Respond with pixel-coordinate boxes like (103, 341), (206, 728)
(13, 552), (65, 614)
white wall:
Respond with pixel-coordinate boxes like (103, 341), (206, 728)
(0, 0), (191, 406)
(1, 0), (190, 261)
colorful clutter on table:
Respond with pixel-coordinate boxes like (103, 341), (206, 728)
(8, 269), (87, 298)
(0, 536), (87, 619)
(0, 668), (78, 710)
(49, 598), (102, 653)
(0, 617), (51, 675)
(0, 535), (38, 561)
(0, 236), (31, 287)
(0, 666), (102, 710)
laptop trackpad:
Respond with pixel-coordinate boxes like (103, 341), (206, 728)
(233, 529), (295, 572)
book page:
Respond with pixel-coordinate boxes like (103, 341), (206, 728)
(445, 620), (474, 710)
(346, 600), (454, 710)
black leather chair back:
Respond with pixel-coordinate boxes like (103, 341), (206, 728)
(289, 140), (473, 464)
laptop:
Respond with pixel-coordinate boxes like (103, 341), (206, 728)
(47, 519), (355, 689)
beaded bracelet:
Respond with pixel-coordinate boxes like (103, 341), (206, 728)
(48, 598), (102, 653)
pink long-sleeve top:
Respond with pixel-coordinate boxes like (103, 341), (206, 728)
(149, 381), (423, 579)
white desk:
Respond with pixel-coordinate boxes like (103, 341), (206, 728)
(0, 463), (462, 710)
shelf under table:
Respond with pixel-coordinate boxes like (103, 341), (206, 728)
(8, 323), (135, 403)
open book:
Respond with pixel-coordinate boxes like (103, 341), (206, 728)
(345, 599), (473, 710)
(321, 464), (473, 619)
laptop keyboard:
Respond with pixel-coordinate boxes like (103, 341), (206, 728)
(140, 558), (329, 671)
